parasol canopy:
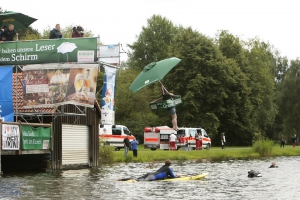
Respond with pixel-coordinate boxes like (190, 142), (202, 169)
(129, 57), (181, 93)
(0, 11), (37, 30)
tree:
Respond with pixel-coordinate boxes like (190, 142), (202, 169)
(0, 6), (6, 14)
(277, 59), (300, 137)
(18, 26), (41, 40)
(127, 14), (178, 70)
(244, 38), (278, 135)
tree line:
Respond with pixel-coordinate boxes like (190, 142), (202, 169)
(113, 15), (298, 146)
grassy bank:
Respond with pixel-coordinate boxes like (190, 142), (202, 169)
(112, 145), (300, 163)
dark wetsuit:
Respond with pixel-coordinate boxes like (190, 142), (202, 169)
(248, 170), (261, 177)
(119, 165), (178, 181)
(137, 165), (178, 181)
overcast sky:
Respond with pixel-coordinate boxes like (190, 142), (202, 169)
(2, 0), (300, 62)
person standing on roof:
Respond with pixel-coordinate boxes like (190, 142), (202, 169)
(72, 25), (84, 38)
(3, 24), (18, 41)
(49, 24), (62, 39)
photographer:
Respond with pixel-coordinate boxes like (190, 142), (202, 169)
(72, 26), (84, 38)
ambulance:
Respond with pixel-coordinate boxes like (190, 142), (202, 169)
(99, 124), (134, 150)
(144, 126), (211, 150)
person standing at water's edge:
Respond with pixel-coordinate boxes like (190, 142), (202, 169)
(280, 134), (285, 148)
(169, 132), (176, 151)
(131, 137), (139, 157)
(221, 132), (226, 149)
(123, 136), (130, 157)
(292, 134), (297, 147)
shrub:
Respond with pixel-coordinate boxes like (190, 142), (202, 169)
(99, 139), (115, 164)
(252, 139), (274, 156)
(124, 155), (133, 162)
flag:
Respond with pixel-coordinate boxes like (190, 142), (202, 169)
(0, 66), (14, 122)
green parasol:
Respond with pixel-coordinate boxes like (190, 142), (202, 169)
(0, 11), (37, 30)
(129, 57), (181, 93)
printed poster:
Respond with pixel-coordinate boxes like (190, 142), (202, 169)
(2, 124), (20, 150)
(101, 66), (116, 124)
(21, 125), (51, 150)
(22, 63), (98, 108)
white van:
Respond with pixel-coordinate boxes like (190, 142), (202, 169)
(176, 127), (211, 150)
(99, 124), (134, 150)
(143, 126), (211, 150)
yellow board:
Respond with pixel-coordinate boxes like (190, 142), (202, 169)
(123, 172), (209, 182)
(159, 172), (209, 182)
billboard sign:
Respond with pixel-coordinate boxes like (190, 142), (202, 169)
(22, 63), (98, 108)
(0, 38), (97, 65)
(21, 125), (51, 150)
(2, 124), (20, 150)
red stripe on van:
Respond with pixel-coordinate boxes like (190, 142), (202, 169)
(145, 138), (159, 142)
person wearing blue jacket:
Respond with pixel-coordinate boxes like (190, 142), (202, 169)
(131, 137), (139, 157)
(117, 159), (181, 181)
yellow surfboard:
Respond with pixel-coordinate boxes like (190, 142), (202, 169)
(159, 172), (209, 182)
(122, 172), (209, 182)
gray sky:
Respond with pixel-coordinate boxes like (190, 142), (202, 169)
(3, 0), (300, 62)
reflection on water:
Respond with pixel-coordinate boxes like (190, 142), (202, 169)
(0, 156), (299, 199)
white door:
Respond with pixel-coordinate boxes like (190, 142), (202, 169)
(62, 124), (89, 165)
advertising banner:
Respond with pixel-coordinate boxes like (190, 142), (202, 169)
(22, 63), (98, 108)
(2, 124), (20, 150)
(98, 44), (120, 65)
(101, 66), (116, 124)
(21, 125), (50, 150)
(0, 37), (97, 65)
(0, 66), (14, 122)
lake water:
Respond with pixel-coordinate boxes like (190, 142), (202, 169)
(0, 156), (299, 200)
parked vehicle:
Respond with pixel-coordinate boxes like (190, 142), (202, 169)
(144, 126), (211, 150)
(99, 124), (134, 150)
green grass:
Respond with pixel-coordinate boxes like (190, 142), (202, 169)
(112, 144), (300, 163)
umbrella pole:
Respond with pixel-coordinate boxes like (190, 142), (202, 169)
(159, 81), (170, 95)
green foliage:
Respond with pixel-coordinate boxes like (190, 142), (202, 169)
(99, 139), (115, 164)
(124, 155), (133, 163)
(252, 131), (265, 144)
(122, 15), (282, 145)
(277, 59), (300, 138)
(17, 24), (94, 40)
(252, 139), (274, 156)
(127, 14), (178, 70)
(18, 26), (41, 40)
(0, 7), (5, 13)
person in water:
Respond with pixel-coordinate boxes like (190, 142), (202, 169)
(248, 170), (261, 178)
(269, 162), (278, 168)
(117, 159), (181, 181)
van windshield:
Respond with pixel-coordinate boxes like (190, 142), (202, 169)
(123, 127), (130, 135)
(203, 130), (209, 137)
(112, 127), (122, 135)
